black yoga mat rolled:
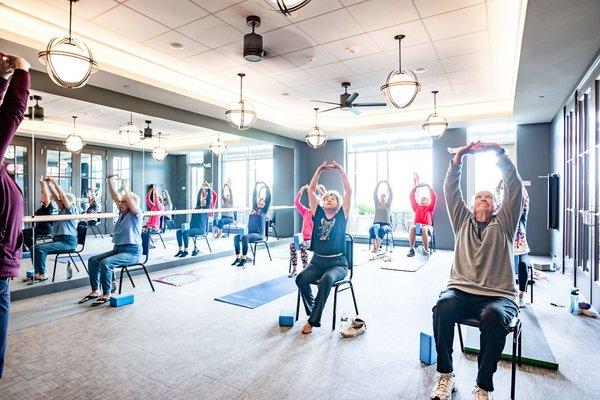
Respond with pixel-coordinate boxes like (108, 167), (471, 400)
(548, 173), (559, 230)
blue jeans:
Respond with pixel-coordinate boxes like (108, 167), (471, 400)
(295, 256), (348, 327)
(0, 278), (9, 378)
(369, 223), (392, 239)
(215, 216), (234, 229)
(176, 228), (206, 248)
(34, 235), (77, 275)
(88, 245), (141, 295)
(234, 233), (263, 256)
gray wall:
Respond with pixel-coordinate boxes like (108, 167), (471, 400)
(273, 145), (295, 237)
(516, 123), (552, 256)
(432, 128), (468, 250)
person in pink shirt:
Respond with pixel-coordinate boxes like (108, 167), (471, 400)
(289, 184), (325, 277)
(144, 185), (164, 231)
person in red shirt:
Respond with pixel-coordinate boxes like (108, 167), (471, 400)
(408, 173), (437, 257)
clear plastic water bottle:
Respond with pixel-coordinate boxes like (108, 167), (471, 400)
(341, 310), (349, 327)
(66, 262), (73, 280)
(570, 288), (580, 315)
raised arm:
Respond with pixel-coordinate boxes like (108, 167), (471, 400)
(107, 173), (121, 205)
(409, 186), (418, 211)
(333, 161), (352, 218)
(444, 143), (477, 231)
(49, 178), (72, 209)
(385, 181), (393, 206)
(122, 185), (141, 215)
(252, 182), (260, 210)
(428, 186), (437, 212)
(295, 185), (310, 216)
(0, 55), (30, 158)
(308, 162), (327, 215)
(39, 179), (51, 207)
(374, 181), (382, 205)
(263, 185), (272, 213)
(491, 147), (523, 236)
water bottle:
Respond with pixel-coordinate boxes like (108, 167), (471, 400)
(570, 288), (580, 315)
(66, 262), (73, 280)
(341, 310), (349, 328)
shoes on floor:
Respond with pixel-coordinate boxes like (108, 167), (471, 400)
(472, 386), (492, 400)
(231, 258), (241, 266)
(288, 270), (297, 278)
(174, 251), (183, 258)
(407, 248), (415, 257)
(430, 373), (456, 400)
(191, 249), (199, 256)
(341, 317), (366, 338)
(236, 258), (248, 267)
(178, 251), (189, 258)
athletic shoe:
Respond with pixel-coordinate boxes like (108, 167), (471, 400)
(191, 249), (199, 256)
(178, 251), (189, 258)
(518, 292), (526, 308)
(237, 258), (248, 267)
(430, 373), (456, 400)
(174, 251), (183, 257)
(231, 258), (241, 266)
(341, 321), (366, 338)
(288, 270), (297, 278)
(419, 245), (430, 257)
(407, 248), (415, 257)
(472, 386), (492, 400)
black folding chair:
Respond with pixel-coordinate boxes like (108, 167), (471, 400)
(267, 210), (279, 239)
(191, 233), (213, 253)
(249, 219), (272, 265)
(51, 225), (89, 282)
(116, 231), (155, 294)
(223, 211), (239, 238)
(296, 234), (359, 331)
(146, 228), (166, 249)
(87, 219), (103, 238)
(457, 317), (522, 400)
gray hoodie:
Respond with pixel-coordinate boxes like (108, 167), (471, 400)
(443, 156), (523, 304)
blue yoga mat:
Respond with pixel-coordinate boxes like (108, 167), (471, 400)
(215, 276), (297, 309)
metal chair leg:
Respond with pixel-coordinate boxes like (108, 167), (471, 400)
(142, 265), (155, 292)
(457, 324), (465, 353)
(77, 253), (88, 273)
(158, 233), (166, 249)
(295, 290), (301, 321)
(265, 243), (272, 261)
(68, 254), (80, 272)
(125, 268), (135, 288)
(332, 286), (339, 331)
(251, 243), (257, 265)
(52, 255), (58, 282)
(511, 329), (518, 400)
(204, 235), (212, 253)
(119, 267), (125, 294)
(350, 283), (359, 315)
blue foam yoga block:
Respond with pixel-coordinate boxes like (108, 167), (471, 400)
(26, 269), (35, 279)
(109, 293), (135, 307)
(279, 309), (295, 327)
(420, 332), (437, 365)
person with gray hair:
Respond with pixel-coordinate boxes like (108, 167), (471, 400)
(296, 160), (352, 334)
(31, 176), (79, 283)
(79, 172), (142, 306)
(430, 141), (523, 400)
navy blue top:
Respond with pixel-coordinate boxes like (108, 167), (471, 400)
(247, 209), (267, 235)
(310, 205), (347, 256)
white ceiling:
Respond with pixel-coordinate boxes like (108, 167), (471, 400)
(0, 0), (527, 140)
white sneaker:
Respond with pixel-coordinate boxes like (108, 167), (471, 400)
(430, 373), (456, 400)
(341, 317), (366, 338)
(518, 292), (526, 308)
(472, 386), (492, 400)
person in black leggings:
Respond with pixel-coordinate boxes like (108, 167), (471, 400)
(231, 182), (271, 267)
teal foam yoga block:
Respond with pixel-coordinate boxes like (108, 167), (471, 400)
(279, 309), (295, 327)
(110, 294), (134, 307)
(26, 269), (35, 278)
(420, 332), (437, 365)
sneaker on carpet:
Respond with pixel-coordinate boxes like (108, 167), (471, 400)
(288, 270), (297, 278)
(341, 323), (366, 338)
(472, 386), (492, 400)
(237, 258), (248, 267)
(174, 251), (183, 258)
(191, 249), (199, 256)
(430, 373), (456, 400)
(178, 251), (189, 258)
(231, 258), (241, 266)
(407, 248), (415, 257)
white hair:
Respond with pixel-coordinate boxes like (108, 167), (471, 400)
(65, 193), (77, 205)
(322, 190), (343, 210)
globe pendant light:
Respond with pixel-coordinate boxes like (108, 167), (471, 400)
(119, 113), (142, 146)
(305, 108), (327, 149)
(210, 133), (227, 156)
(152, 132), (167, 162)
(256, 0), (312, 17)
(422, 90), (448, 139)
(225, 73), (256, 130)
(38, 0), (97, 89)
(380, 34), (421, 109)
(65, 115), (84, 152)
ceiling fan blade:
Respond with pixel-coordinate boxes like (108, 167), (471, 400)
(350, 108), (361, 115)
(309, 100), (341, 106)
(345, 92), (359, 105)
(353, 102), (387, 107)
(319, 106), (340, 113)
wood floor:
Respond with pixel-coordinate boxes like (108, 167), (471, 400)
(1, 246), (598, 400)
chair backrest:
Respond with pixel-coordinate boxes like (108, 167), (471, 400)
(141, 231), (150, 259)
(233, 211), (238, 220)
(345, 233), (354, 278)
(264, 218), (270, 240)
(76, 225), (87, 247)
(270, 210), (276, 224)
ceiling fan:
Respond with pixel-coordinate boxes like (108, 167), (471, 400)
(310, 82), (387, 114)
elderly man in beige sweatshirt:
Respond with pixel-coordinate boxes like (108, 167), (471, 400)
(430, 141), (523, 400)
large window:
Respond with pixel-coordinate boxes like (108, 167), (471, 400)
(80, 153), (104, 209)
(46, 149), (72, 194)
(467, 124), (517, 200)
(4, 144), (28, 212)
(347, 134), (433, 235)
(188, 151), (205, 208)
(112, 155), (131, 190)
(221, 145), (273, 210)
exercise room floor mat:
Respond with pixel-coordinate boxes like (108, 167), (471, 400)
(214, 275), (297, 309)
(10, 302), (100, 332)
(378, 252), (430, 272)
(463, 306), (559, 370)
(154, 267), (231, 287)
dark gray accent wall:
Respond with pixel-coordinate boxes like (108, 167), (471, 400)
(273, 145), (295, 237)
(432, 128), (468, 250)
(516, 123), (552, 256)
